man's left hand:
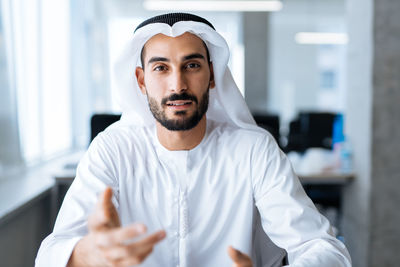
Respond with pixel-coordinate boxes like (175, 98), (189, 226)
(227, 246), (253, 267)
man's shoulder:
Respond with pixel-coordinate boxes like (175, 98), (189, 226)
(93, 122), (154, 147)
(207, 120), (274, 146)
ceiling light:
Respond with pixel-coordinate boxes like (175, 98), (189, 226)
(295, 32), (348, 45)
(143, 0), (283, 12)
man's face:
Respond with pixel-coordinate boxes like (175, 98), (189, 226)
(136, 32), (215, 131)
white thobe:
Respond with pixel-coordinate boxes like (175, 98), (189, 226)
(35, 119), (351, 267)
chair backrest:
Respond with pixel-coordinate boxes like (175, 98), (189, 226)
(90, 113), (121, 143)
(252, 114), (280, 145)
(299, 112), (336, 149)
(286, 112), (337, 152)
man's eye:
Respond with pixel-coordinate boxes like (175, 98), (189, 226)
(154, 65), (167, 71)
(185, 63), (200, 69)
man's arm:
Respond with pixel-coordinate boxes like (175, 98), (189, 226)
(251, 135), (352, 266)
(35, 132), (162, 267)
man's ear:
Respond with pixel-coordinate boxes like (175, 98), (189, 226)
(135, 66), (146, 95)
(209, 63), (215, 89)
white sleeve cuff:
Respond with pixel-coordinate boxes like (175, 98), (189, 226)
(35, 235), (82, 267)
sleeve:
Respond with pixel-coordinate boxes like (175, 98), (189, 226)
(35, 132), (120, 267)
(251, 135), (352, 267)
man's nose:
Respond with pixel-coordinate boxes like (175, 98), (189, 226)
(169, 70), (188, 93)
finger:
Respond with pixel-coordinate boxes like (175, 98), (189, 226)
(227, 246), (241, 262)
(131, 230), (166, 250)
(227, 246), (252, 266)
(122, 230), (166, 257)
(100, 187), (121, 228)
(103, 242), (154, 263)
(89, 187), (120, 230)
(95, 224), (147, 247)
(112, 245), (154, 266)
(100, 229), (165, 265)
(118, 231), (165, 266)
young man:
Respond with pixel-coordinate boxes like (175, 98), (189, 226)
(36, 13), (351, 267)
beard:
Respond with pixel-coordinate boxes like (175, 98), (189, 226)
(147, 89), (209, 131)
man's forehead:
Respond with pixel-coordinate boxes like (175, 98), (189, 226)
(145, 32), (204, 47)
(143, 32), (208, 57)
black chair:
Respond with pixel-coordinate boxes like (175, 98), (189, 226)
(285, 112), (337, 153)
(252, 114), (280, 145)
(284, 119), (303, 152)
(90, 113), (121, 143)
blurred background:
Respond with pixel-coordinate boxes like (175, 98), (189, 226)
(0, 0), (399, 266)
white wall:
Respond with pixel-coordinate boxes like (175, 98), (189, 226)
(342, 0), (373, 265)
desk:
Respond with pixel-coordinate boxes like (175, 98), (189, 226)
(298, 172), (354, 210)
(299, 172), (353, 185)
(299, 172), (354, 236)
(54, 165), (354, 186)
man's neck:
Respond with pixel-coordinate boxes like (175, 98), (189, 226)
(156, 116), (207, 151)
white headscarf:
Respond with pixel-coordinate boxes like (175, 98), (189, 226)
(113, 16), (261, 132)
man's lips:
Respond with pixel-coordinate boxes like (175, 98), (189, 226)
(165, 100), (193, 110)
(166, 100), (193, 106)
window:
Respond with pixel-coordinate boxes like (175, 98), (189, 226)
(4, 0), (72, 164)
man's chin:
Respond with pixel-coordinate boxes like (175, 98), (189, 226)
(159, 115), (202, 131)
(165, 108), (190, 116)
(165, 110), (193, 121)
(161, 122), (196, 131)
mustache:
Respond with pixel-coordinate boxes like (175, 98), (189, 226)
(161, 92), (198, 105)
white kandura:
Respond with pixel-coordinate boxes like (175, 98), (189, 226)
(35, 120), (351, 267)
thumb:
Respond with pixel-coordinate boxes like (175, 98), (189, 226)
(89, 187), (121, 231)
(227, 246), (252, 267)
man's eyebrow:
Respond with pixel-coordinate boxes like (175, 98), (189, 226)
(147, 53), (205, 66)
(147, 56), (169, 65)
(183, 53), (205, 61)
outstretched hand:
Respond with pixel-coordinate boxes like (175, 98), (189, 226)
(228, 246), (253, 267)
(67, 187), (166, 267)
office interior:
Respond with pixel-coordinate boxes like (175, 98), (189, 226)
(0, 0), (399, 266)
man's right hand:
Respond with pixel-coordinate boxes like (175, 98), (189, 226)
(67, 187), (166, 267)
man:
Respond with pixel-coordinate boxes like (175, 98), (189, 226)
(36, 13), (351, 267)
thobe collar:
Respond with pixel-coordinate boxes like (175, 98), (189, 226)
(151, 119), (212, 164)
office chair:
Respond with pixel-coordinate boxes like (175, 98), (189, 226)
(252, 113), (281, 146)
(90, 113), (121, 143)
(285, 112), (337, 153)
